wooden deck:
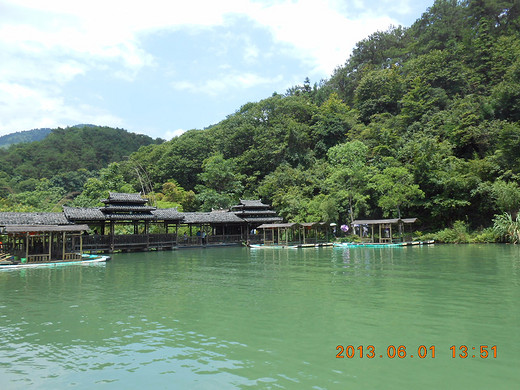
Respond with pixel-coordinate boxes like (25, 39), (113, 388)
(78, 233), (246, 252)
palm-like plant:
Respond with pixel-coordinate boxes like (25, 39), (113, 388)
(493, 213), (520, 244)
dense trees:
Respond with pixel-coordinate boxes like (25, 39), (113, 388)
(2, 0), (520, 235)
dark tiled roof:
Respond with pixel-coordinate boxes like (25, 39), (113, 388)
(0, 212), (71, 226)
(104, 213), (156, 220)
(257, 223), (299, 229)
(234, 210), (278, 216)
(102, 205), (156, 212)
(101, 192), (148, 204)
(63, 207), (106, 221)
(232, 199), (270, 209)
(243, 217), (283, 224)
(5, 224), (90, 233)
(64, 207), (187, 222)
(183, 212), (245, 224)
(152, 209), (184, 221)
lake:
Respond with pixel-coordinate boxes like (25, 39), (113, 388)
(1, 244), (519, 389)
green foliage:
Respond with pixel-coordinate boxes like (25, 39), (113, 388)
(493, 212), (520, 243)
(2, 0), (520, 234)
(195, 154), (244, 211)
(327, 141), (371, 223)
(432, 220), (470, 243)
(354, 68), (404, 123)
(0, 125), (159, 181)
(370, 166), (425, 218)
(7, 178), (67, 212)
(71, 163), (135, 207)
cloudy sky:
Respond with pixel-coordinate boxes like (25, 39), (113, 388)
(0, 0), (434, 140)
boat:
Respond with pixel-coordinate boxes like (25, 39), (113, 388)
(0, 254), (111, 270)
(248, 243), (299, 249)
(333, 240), (434, 248)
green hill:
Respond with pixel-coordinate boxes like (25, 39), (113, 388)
(0, 128), (52, 148)
(126, 0), (520, 229)
(0, 125), (162, 180)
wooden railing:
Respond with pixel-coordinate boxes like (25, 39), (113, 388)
(28, 254), (50, 263)
(79, 233), (244, 252)
(63, 253), (82, 260)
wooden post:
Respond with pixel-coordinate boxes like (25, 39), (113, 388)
(80, 232), (83, 254)
(49, 232), (52, 260)
(62, 232), (66, 260)
(145, 221), (150, 249)
(25, 232), (29, 260)
(110, 221), (115, 252)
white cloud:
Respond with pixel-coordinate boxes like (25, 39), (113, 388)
(164, 128), (188, 140)
(0, 0), (415, 134)
(0, 81), (124, 133)
(248, 0), (399, 74)
(171, 72), (283, 96)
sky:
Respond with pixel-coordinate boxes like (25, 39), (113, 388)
(0, 0), (435, 140)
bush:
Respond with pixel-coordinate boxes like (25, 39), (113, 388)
(434, 220), (470, 243)
(493, 213), (520, 243)
(471, 227), (498, 243)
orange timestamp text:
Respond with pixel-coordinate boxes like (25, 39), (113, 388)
(336, 345), (497, 359)
(336, 345), (436, 359)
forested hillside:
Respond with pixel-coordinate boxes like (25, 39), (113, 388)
(4, 0), (520, 240)
(0, 125), (161, 211)
(0, 128), (51, 148)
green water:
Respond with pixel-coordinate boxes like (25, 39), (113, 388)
(1, 245), (519, 389)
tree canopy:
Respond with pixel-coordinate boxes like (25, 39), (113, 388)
(3, 0), (520, 232)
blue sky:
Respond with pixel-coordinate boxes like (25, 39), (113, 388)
(0, 0), (434, 140)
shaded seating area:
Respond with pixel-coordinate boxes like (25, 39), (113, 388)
(351, 218), (418, 243)
(3, 224), (88, 263)
(256, 222), (331, 246)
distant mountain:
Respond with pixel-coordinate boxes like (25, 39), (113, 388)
(0, 125), (163, 180)
(0, 128), (52, 148)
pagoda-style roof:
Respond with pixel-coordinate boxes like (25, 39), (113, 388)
(230, 199), (283, 226)
(63, 207), (184, 222)
(101, 205), (157, 212)
(0, 195), (284, 229)
(101, 192), (148, 204)
(232, 199), (271, 210)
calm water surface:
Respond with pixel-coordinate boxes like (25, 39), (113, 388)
(1, 245), (519, 389)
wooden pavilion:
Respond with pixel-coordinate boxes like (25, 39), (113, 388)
(351, 218), (418, 243)
(255, 222), (331, 246)
(0, 212), (88, 263)
(232, 199), (283, 243)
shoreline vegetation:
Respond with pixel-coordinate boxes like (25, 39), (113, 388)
(1, 1), (519, 244)
(337, 213), (519, 244)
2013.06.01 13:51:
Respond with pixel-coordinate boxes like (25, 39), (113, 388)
(450, 345), (497, 358)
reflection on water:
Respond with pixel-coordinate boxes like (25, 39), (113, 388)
(1, 245), (519, 389)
